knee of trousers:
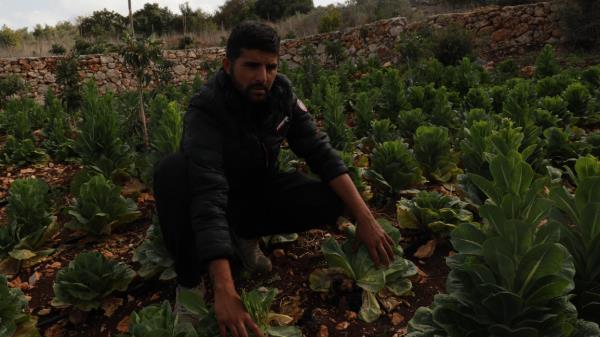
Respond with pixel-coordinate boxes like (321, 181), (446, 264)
(153, 152), (188, 191)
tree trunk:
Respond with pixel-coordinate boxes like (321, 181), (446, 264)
(138, 83), (149, 150)
(128, 0), (134, 34)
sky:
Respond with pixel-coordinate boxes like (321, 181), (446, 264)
(0, 0), (345, 31)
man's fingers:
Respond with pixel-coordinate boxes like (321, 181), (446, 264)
(383, 239), (395, 261)
(219, 323), (227, 337)
(377, 244), (391, 266)
(237, 321), (251, 337)
(245, 316), (264, 337)
(368, 246), (381, 267)
(228, 323), (240, 337)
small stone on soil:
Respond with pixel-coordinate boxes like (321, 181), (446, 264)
(335, 321), (350, 330)
(273, 249), (285, 258)
(391, 312), (405, 326)
(317, 325), (329, 337)
(344, 310), (357, 321)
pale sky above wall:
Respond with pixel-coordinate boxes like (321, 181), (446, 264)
(0, 0), (345, 31)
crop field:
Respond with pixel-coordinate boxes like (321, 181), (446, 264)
(1, 41), (600, 337)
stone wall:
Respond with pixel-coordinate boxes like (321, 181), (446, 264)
(0, 1), (561, 100)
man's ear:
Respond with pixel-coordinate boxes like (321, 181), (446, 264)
(222, 58), (231, 75)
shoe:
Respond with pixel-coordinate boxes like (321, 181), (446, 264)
(174, 281), (206, 327)
(231, 233), (273, 274)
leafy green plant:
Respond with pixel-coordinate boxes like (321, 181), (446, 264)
(586, 131), (600, 157)
(397, 191), (472, 235)
(413, 126), (460, 183)
(407, 150), (600, 337)
(42, 89), (75, 161)
(539, 95), (571, 123)
(323, 76), (353, 151)
(379, 68), (409, 122)
(397, 108), (427, 140)
(66, 174), (141, 237)
(52, 251), (136, 311)
(464, 87), (492, 112)
(544, 127), (580, 165)
(118, 300), (198, 337)
(460, 120), (494, 178)
(563, 82), (591, 117)
(352, 90), (378, 138)
(0, 74), (25, 108)
(535, 45), (560, 79)
(503, 80), (536, 127)
(133, 223), (175, 281)
(55, 51), (82, 112)
(549, 155), (600, 323)
(73, 82), (133, 179)
(424, 85), (455, 129)
(370, 119), (398, 145)
(0, 179), (57, 270)
(0, 275), (40, 337)
(309, 220), (417, 323)
(367, 140), (424, 196)
(0, 135), (46, 167)
(178, 287), (302, 337)
(151, 101), (183, 159)
(582, 65), (600, 89)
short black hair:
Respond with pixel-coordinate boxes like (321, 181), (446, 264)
(226, 21), (280, 61)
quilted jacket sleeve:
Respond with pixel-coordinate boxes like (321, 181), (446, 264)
(181, 94), (233, 268)
(286, 95), (349, 182)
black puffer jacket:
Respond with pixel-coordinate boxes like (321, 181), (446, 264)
(181, 69), (348, 267)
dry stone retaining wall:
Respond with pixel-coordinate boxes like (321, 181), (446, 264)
(0, 1), (561, 100)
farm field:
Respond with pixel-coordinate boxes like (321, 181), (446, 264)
(1, 38), (600, 337)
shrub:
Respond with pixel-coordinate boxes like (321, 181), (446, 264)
(0, 275), (39, 337)
(43, 89), (75, 161)
(534, 45), (560, 79)
(396, 191), (472, 235)
(324, 40), (346, 65)
(465, 87), (492, 112)
(49, 43), (66, 55)
(52, 251), (135, 311)
(379, 68), (409, 122)
(536, 74), (573, 98)
(432, 25), (473, 66)
(560, 0), (600, 49)
(413, 125), (460, 182)
(493, 58), (519, 83)
(563, 82), (591, 117)
(367, 140), (424, 195)
(0, 178), (57, 266)
(0, 75), (25, 108)
(73, 83), (133, 178)
(0, 136), (46, 167)
(177, 36), (194, 49)
(318, 7), (342, 33)
(323, 76), (353, 151)
(397, 29), (433, 66)
(66, 174), (141, 237)
(150, 101), (183, 160)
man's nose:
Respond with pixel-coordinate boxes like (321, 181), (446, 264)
(255, 65), (267, 83)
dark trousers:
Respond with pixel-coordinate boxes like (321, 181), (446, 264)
(153, 152), (344, 287)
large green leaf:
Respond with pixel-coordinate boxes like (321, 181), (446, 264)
(514, 243), (572, 298)
(266, 326), (302, 337)
(482, 237), (515, 289)
(451, 223), (486, 255)
(358, 290), (381, 323)
(321, 238), (355, 279)
(481, 291), (522, 323)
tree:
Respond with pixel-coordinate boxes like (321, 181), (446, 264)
(0, 25), (20, 48)
(133, 3), (175, 37)
(254, 0), (313, 21)
(213, 0), (258, 29)
(79, 9), (127, 38)
(120, 35), (162, 149)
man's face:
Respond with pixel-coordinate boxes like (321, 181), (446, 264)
(223, 48), (278, 103)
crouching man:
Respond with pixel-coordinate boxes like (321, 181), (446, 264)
(153, 21), (395, 337)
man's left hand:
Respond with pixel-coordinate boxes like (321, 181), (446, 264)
(354, 217), (396, 267)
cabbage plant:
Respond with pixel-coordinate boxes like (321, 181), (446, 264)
(309, 219), (417, 323)
(52, 251), (136, 311)
(118, 300), (198, 337)
(413, 125), (461, 183)
(133, 223), (175, 281)
(67, 174), (141, 236)
(0, 275), (40, 337)
(550, 155), (600, 323)
(366, 140), (424, 196)
(0, 178), (57, 268)
(407, 151), (599, 336)
(396, 191), (472, 235)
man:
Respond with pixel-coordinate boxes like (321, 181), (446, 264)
(153, 21), (395, 337)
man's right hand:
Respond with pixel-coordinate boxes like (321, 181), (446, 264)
(214, 287), (264, 337)
(209, 258), (264, 337)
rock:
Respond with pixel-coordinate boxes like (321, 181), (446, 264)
(317, 325), (329, 337)
(345, 310), (357, 321)
(335, 321), (349, 330)
(173, 64), (187, 75)
(391, 312), (405, 326)
(273, 249), (285, 258)
(491, 29), (511, 42)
